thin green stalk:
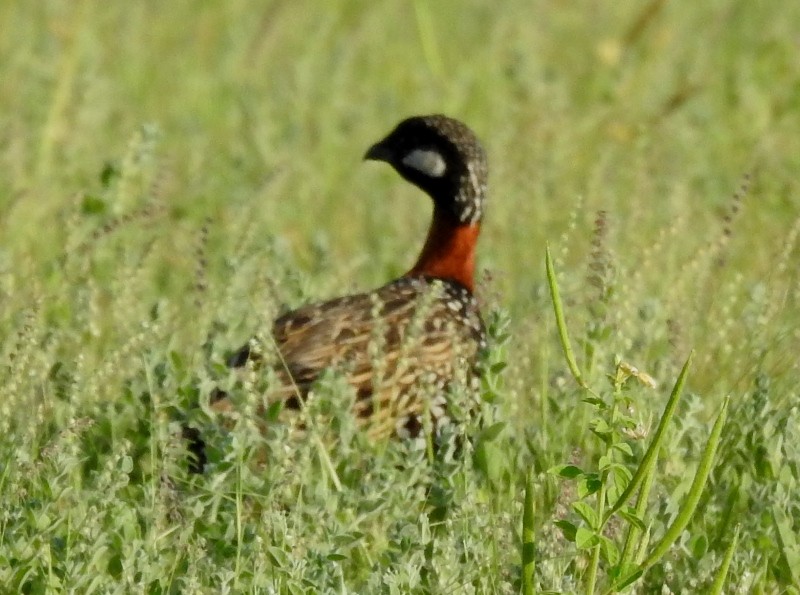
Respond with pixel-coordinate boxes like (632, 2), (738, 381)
(634, 526), (651, 565)
(586, 394), (620, 593)
(540, 338), (550, 451)
(235, 463), (243, 583)
(586, 478), (607, 593)
(521, 470), (536, 595)
(545, 244), (586, 389)
(619, 449), (657, 568)
(772, 504), (800, 585)
(605, 352), (694, 522)
(314, 434), (343, 493)
(709, 525), (740, 595)
(601, 526), (650, 594)
(143, 357), (159, 513)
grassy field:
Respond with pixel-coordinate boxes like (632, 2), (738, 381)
(2, 0), (799, 592)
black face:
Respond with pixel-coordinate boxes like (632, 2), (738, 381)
(364, 115), (487, 224)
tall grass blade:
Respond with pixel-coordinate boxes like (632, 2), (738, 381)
(522, 470), (536, 595)
(619, 455), (657, 568)
(640, 394), (729, 568)
(545, 244), (585, 388)
(709, 525), (740, 595)
(609, 395), (728, 591)
(772, 505), (800, 586)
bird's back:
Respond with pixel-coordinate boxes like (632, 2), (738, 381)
(227, 276), (486, 439)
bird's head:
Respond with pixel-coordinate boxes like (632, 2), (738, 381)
(365, 115), (487, 225)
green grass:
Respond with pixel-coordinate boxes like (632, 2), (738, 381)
(2, 0), (799, 592)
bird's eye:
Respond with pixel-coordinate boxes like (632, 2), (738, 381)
(401, 149), (447, 177)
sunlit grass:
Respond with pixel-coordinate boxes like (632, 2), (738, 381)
(1, 0), (799, 591)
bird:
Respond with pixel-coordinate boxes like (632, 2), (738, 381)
(187, 115), (489, 470)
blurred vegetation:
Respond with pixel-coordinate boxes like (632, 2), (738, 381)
(1, 0), (798, 592)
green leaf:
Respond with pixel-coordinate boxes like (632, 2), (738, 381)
(582, 396), (607, 408)
(591, 418), (613, 444)
(592, 418), (612, 435)
(572, 501), (599, 529)
(600, 535), (621, 566)
(265, 400), (285, 421)
(478, 421), (506, 442)
(617, 413), (637, 430)
(490, 361), (508, 375)
(267, 546), (289, 567)
(613, 442), (634, 457)
(772, 505), (800, 585)
(192, 501), (206, 518)
(576, 527), (598, 549)
(609, 561), (639, 584)
(607, 465), (633, 505)
(473, 437), (506, 486)
(615, 567), (644, 589)
(690, 533), (708, 558)
(618, 508), (647, 532)
(81, 194), (107, 215)
(548, 464), (584, 479)
(554, 520), (577, 542)
(100, 161), (120, 186)
(578, 473), (602, 498)
(481, 389), (499, 404)
(34, 511), (52, 531)
(169, 350), (185, 373)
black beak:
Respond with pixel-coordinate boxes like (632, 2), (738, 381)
(364, 141), (392, 162)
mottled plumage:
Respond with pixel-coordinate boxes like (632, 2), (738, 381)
(217, 275), (485, 439)
(190, 115), (490, 470)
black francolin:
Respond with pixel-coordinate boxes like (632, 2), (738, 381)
(200, 115), (489, 460)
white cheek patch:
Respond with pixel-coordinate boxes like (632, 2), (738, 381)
(401, 149), (447, 177)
